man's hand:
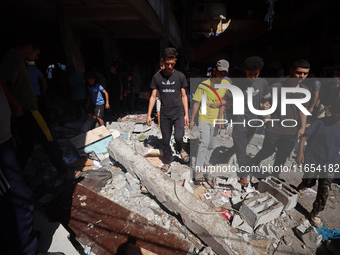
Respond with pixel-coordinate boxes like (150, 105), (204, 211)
(184, 115), (189, 126)
(189, 119), (194, 130)
(146, 115), (152, 126)
(296, 151), (304, 166)
(105, 103), (110, 109)
(260, 101), (271, 110)
(297, 128), (305, 139)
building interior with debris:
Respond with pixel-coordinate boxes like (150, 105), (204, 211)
(1, 0), (340, 255)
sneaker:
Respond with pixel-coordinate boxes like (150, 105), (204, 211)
(309, 210), (323, 229)
(297, 183), (308, 194)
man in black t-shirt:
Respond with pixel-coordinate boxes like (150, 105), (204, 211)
(253, 59), (311, 178)
(146, 48), (189, 172)
(229, 57), (271, 186)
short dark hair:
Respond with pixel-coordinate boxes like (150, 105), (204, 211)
(243, 56), (264, 71)
(292, 59), (310, 69)
(85, 72), (96, 80)
(163, 47), (178, 59)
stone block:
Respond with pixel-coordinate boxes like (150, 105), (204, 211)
(112, 174), (127, 190)
(295, 225), (322, 248)
(258, 176), (299, 211)
(240, 192), (283, 228)
(170, 164), (192, 181)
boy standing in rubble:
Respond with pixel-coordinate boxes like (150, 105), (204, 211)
(86, 72), (110, 127)
(146, 47), (189, 172)
(296, 98), (340, 228)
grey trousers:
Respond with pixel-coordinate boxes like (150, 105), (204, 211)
(195, 121), (218, 168)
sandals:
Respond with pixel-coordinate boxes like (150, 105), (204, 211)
(180, 149), (189, 163)
(161, 163), (171, 173)
(194, 171), (206, 183)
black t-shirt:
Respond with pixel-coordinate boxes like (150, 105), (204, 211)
(231, 77), (271, 122)
(266, 80), (309, 135)
(150, 70), (187, 118)
(319, 81), (339, 106)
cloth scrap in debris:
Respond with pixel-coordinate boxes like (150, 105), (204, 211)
(316, 225), (340, 242)
(137, 134), (148, 141)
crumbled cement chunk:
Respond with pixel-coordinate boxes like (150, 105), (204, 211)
(112, 174), (127, 190)
(226, 177), (242, 191)
(198, 247), (215, 255)
(301, 227), (322, 248)
(170, 163), (192, 181)
(231, 214), (243, 228)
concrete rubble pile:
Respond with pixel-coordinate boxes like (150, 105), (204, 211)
(63, 116), (329, 254)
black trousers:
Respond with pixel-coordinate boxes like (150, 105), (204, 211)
(160, 115), (185, 164)
(253, 131), (296, 177)
(14, 110), (67, 175)
(232, 125), (257, 178)
(0, 138), (37, 255)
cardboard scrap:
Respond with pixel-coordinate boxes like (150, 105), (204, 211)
(70, 126), (111, 149)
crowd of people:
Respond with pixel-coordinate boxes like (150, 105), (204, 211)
(0, 35), (339, 255)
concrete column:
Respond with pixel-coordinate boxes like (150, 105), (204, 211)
(58, 11), (85, 74)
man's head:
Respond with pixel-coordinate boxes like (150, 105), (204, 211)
(14, 36), (41, 62)
(331, 70), (340, 83)
(109, 64), (117, 74)
(85, 72), (96, 86)
(127, 73), (133, 81)
(159, 60), (165, 71)
(243, 56), (264, 81)
(214, 59), (229, 78)
(330, 97), (340, 123)
(161, 47), (178, 74)
(289, 59), (310, 84)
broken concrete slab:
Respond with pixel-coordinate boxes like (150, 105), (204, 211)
(258, 176), (299, 211)
(295, 225), (322, 248)
(249, 238), (272, 255)
(240, 192), (284, 228)
(232, 214), (254, 234)
(170, 163), (192, 181)
(133, 123), (151, 133)
(112, 174), (127, 190)
(108, 138), (258, 255)
(230, 190), (243, 210)
(126, 172), (141, 197)
(255, 223), (281, 240)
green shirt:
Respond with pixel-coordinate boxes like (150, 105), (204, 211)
(0, 49), (38, 111)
